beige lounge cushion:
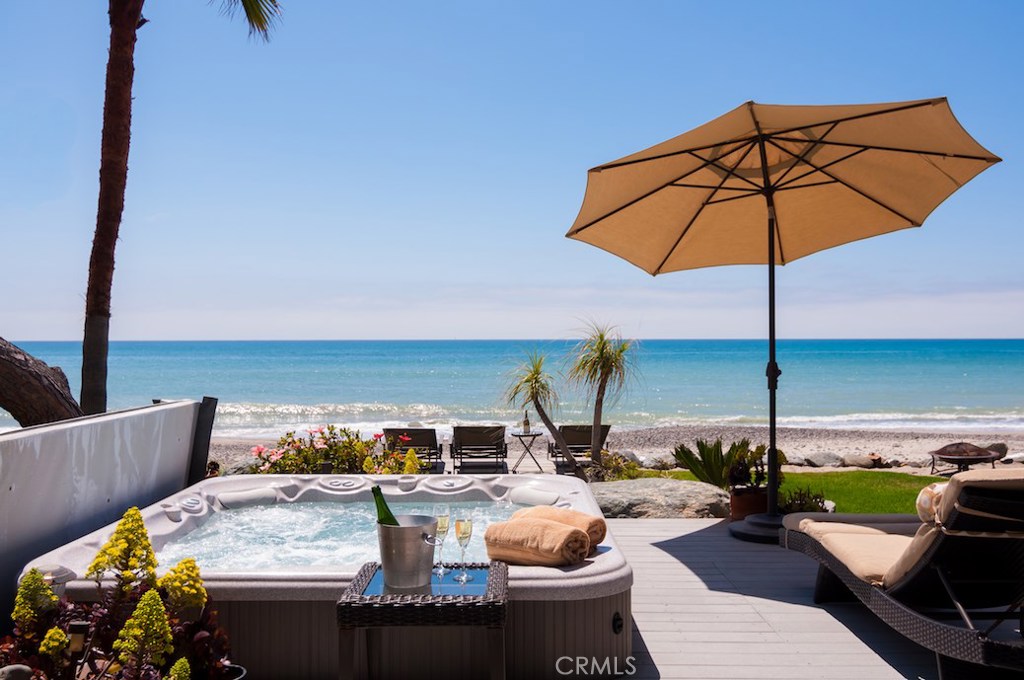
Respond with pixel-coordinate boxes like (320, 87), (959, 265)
(803, 521), (921, 542)
(782, 512), (919, 532)
(882, 525), (941, 587)
(818, 532), (915, 585)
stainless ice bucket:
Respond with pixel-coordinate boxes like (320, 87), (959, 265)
(377, 514), (438, 589)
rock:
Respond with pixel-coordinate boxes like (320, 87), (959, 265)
(782, 452), (808, 466)
(801, 451), (844, 468)
(635, 452), (676, 470)
(591, 478), (729, 518)
(841, 453), (887, 469)
(986, 442), (1009, 456)
(883, 452), (931, 468)
(616, 450), (642, 465)
(0, 666), (34, 680)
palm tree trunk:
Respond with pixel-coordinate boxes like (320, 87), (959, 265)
(81, 0), (145, 414)
(532, 397), (587, 481)
(591, 377), (608, 465)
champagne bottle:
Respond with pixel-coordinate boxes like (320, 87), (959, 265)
(371, 485), (399, 526)
(523, 410), (530, 433)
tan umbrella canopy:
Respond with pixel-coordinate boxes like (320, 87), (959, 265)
(567, 98), (1000, 539)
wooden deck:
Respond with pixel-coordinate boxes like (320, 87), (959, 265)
(609, 518), (937, 680)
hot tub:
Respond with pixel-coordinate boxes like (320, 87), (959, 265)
(24, 474), (633, 679)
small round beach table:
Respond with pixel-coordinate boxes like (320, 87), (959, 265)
(510, 430), (544, 473)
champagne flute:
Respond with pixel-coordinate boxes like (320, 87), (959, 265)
(454, 518), (474, 583)
(433, 512), (450, 576)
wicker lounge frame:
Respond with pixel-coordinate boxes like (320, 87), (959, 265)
(781, 470), (1024, 679)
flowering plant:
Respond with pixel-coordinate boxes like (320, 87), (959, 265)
(248, 425), (424, 475)
(0, 507), (236, 680)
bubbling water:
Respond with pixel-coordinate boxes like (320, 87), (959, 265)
(156, 501), (521, 571)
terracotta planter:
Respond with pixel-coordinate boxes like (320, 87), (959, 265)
(729, 487), (767, 520)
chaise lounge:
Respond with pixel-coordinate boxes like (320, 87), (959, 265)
(548, 424), (610, 474)
(781, 468), (1024, 679)
(382, 428), (445, 474)
(452, 426), (508, 474)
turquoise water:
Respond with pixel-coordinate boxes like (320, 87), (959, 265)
(155, 501), (519, 571)
(6, 339), (1024, 436)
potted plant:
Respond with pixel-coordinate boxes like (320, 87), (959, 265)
(673, 438), (783, 520)
(0, 507), (241, 679)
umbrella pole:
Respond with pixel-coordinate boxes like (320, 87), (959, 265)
(766, 200), (781, 518)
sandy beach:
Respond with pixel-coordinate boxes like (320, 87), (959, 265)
(209, 425), (1024, 476)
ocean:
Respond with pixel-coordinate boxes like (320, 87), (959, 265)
(5, 339), (1023, 438)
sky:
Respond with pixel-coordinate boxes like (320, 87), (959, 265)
(1, 1), (1022, 341)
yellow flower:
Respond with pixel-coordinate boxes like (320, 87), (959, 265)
(12, 568), (57, 632)
(39, 626), (69, 661)
(157, 558), (207, 614)
(86, 507), (158, 592)
(113, 589), (174, 668)
(402, 449), (422, 475)
(168, 657), (191, 680)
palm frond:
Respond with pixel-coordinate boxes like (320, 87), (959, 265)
(219, 0), (281, 40)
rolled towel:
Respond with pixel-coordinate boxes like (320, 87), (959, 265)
(485, 518), (590, 566)
(513, 506), (607, 555)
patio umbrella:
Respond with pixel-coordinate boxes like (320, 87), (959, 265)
(566, 98), (1000, 540)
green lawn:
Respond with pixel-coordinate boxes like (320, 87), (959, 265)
(638, 469), (944, 514)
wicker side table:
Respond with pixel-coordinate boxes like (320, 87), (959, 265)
(337, 561), (508, 680)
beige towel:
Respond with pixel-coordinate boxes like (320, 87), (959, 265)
(513, 506), (607, 555)
(485, 518), (590, 566)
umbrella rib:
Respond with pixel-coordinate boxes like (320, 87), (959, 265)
(752, 98), (944, 144)
(569, 141), (760, 236)
(595, 136), (760, 172)
(764, 138), (919, 225)
(769, 135), (998, 162)
(652, 143), (761, 274)
(773, 147), (869, 191)
(591, 99), (972, 174)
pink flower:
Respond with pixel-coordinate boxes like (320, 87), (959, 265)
(373, 433), (385, 441)
(260, 463), (271, 472)
(399, 435), (412, 443)
(313, 440), (327, 450)
(269, 450), (284, 462)
(251, 445), (266, 456)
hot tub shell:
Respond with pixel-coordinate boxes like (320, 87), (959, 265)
(24, 474), (633, 679)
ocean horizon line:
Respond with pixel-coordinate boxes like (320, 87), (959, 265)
(13, 337), (1024, 344)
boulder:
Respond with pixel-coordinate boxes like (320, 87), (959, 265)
(986, 442), (1009, 457)
(616, 450), (642, 465)
(634, 452), (676, 470)
(883, 452), (931, 468)
(591, 478), (729, 518)
(841, 453), (887, 469)
(801, 451), (844, 468)
(782, 452), (808, 466)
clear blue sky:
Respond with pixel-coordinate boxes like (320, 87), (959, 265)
(2, 1), (1021, 340)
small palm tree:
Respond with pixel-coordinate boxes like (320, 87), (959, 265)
(568, 323), (634, 466)
(504, 352), (586, 480)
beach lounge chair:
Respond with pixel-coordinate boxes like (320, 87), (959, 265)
(548, 425), (610, 474)
(781, 469), (1024, 679)
(382, 428), (445, 474)
(452, 426), (508, 474)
